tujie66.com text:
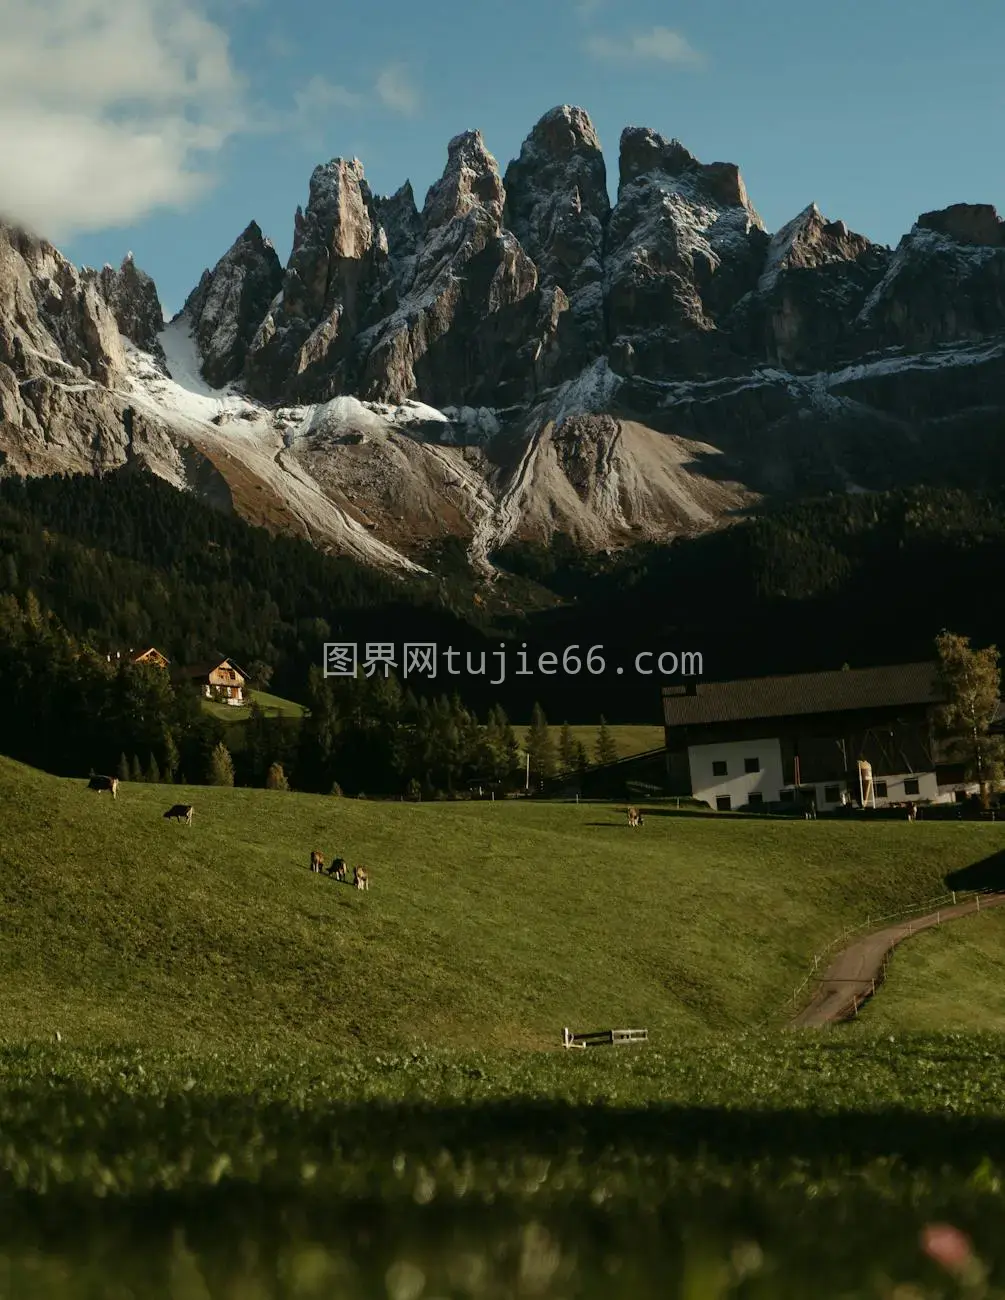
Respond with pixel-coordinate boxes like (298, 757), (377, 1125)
(323, 643), (702, 685)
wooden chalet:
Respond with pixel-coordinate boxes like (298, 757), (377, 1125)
(102, 646), (170, 669)
(131, 647), (170, 669)
(174, 656), (249, 706)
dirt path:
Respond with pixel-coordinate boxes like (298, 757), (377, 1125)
(791, 891), (1005, 1028)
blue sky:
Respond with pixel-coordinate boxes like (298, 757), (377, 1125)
(3, 0), (1002, 317)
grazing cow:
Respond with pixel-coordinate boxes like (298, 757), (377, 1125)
(907, 803), (917, 822)
(310, 850), (325, 874)
(164, 804), (194, 825)
(627, 806), (642, 828)
(353, 865), (369, 891)
(327, 857), (347, 882)
(87, 775), (119, 800)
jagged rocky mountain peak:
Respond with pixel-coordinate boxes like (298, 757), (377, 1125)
(916, 202), (1004, 247)
(179, 218), (284, 387)
(92, 249), (164, 358)
(522, 104), (603, 159)
(617, 125), (761, 224)
(422, 129), (506, 230)
(759, 201), (877, 291)
(618, 126), (698, 188)
(7, 107), (1005, 577)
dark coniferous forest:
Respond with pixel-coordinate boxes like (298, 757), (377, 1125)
(3, 469), (1005, 791)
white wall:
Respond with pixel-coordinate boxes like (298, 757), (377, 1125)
(688, 737), (784, 810)
(811, 771), (943, 807)
(874, 771), (940, 803)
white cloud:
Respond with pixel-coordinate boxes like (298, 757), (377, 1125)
(0, 0), (246, 240)
(293, 75), (363, 118)
(375, 63), (420, 116)
(574, 0), (604, 17)
(585, 25), (704, 67)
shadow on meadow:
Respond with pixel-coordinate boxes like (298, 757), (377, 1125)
(945, 848), (1005, 893)
(3, 1097), (1005, 1297)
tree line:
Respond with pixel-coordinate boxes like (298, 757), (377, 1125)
(0, 590), (622, 796)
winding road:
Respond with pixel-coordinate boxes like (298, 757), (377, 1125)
(791, 891), (1005, 1027)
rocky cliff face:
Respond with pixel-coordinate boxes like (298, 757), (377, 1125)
(2, 104), (1005, 573)
(180, 222), (283, 387)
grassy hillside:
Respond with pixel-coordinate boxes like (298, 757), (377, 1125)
(855, 908), (1005, 1032)
(540, 723), (664, 760)
(202, 690), (305, 724)
(3, 754), (1003, 1053)
(202, 689), (305, 755)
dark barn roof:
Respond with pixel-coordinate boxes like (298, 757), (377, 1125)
(663, 662), (944, 729)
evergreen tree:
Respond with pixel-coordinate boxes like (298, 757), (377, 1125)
(595, 716), (618, 766)
(480, 703), (520, 785)
(575, 740), (590, 775)
(162, 731), (180, 783)
(208, 741), (235, 787)
(525, 703), (557, 784)
(558, 722), (576, 775)
(117, 752), (130, 783)
(145, 752), (161, 784)
(129, 754), (143, 782)
(265, 761), (289, 790)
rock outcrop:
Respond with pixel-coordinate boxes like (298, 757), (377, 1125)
(503, 105), (609, 377)
(93, 253), (166, 361)
(603, 127), (769, 378)
(244, 161), (394, 400)
(857, 205), (1005, 350)
(180, 222), (283, 387)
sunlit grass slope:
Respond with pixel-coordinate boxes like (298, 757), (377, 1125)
(2, 755), (1003, 1052)
(855, 908), (1005, 1032)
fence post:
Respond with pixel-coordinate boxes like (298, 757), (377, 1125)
(952, 891), (956, 905)
(977, 893), (981, 912)
(937, 911), (940, 926)
(852, 995), (858, 1016)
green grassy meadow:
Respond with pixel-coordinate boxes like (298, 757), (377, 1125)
(4, 753), (1005, 1297)
(2, 753), (1000, 1051)
(855, 907), (1005, 1033)
(202, 687), (306, 722)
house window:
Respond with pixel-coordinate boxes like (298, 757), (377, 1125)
(744, 756), (760, 774)
(874, 781), (888, 799)
(748, 792), (763, 806)
(779, 789), (795, 803)
(712, 760), (728, 777)
(824, 784), (841, 803)
(716, 795), (732, 812)
(904, 778), (920, 796)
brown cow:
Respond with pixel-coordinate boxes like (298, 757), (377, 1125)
(164, 804), (194, 825)
(310, 850), (325, 874)
(353, 865), (369, 891)
(627, 806), (642, 828)
(327, 857), (347, 881)
(87, 775), (119, 800)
